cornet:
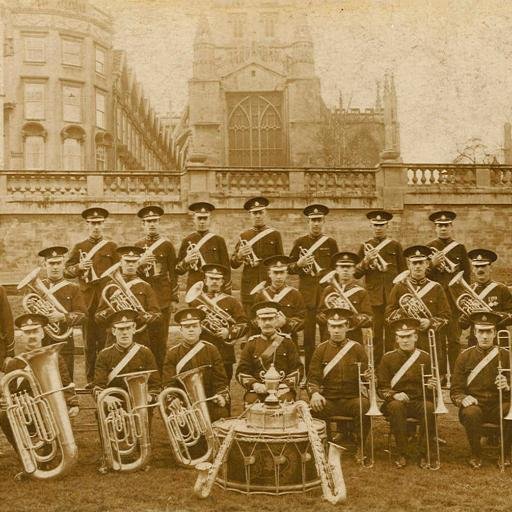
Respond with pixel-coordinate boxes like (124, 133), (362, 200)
(299, 246), (322, 276)
(238, 239), (261, 267)
(364, 243), (388, 272)
(186, 242), (206, 272)
(141, 245), (158, 277)
(429, 247), (457, 273)
(79, 249), (99, 283)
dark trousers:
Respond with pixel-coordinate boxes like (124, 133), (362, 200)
(372, 304), (391, 364)
(147, 306), (170, 374)
(303, 306), (318, 372)
(383, 399), (435, 457)
(84, 296), (106, 383)
(459, 402), (512, 457)
(0, 411), (15, 448)
(208, 402), (229, 422)
(43, 333), (75, 381)
(444, 317), (461, 376)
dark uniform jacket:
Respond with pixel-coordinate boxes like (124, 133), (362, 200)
(40, 278), (87, 345)
(135, 235), (179, 308)
(93, 342), (160, 395)
(176, 231), (231, 291)
(188, 292), (248, 364)
(377, 348), (432, 402)
(230, 226), (283, 303)
(0, 285), (14, 370)
(5, 355), (78, 407)
(65, 237), (119, 309)
(95, 276), (161, 346)
(354, 238), (406, 307)
(451, 345), (510, 407)
(307, 339), (368, 400)
(289, 234), (339, 308)
(236, 332), (303, 390)
(317, 281), (372, 344)
(162, 340), (229, 401)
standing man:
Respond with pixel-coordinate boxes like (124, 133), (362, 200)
(185, 263), (247, 384)
(134, 205), (179, 372)
(318, 251), (372, 345)
(176, 202), (231, 293)
(426, 210), (470, 376)
(451, 311), (511, 469)
(231, 197), (283, 316)
(289, 204), (338, 371)
(250, 255), (305, 345)
(65, 207), (119, 387)
(354, 210), (405, 364)
(0, 283), (14, 372)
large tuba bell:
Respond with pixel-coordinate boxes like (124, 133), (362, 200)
(448, 270), (492, 316)
(158, 366), (216, 467)
(96, 370), (156, 472)
(17, 267), (73, 342)
(0, 342), (78, 479)
(185, 281), (235, 336)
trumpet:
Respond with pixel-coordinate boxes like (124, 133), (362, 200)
(79, 249), (99, 283)
(141, 244), (159, 277)
(18, 267), (73, 342)
(364, 242), (388, 272)
(448, 271), (492, 316)
(319, 270), (358, 313)
(429, 247), (457, 274)
(0, 342), (78, 479)
(299, 246), (322, 276)
(238, 239), (261, 268)
(496, 330), (512, 471)
(186, 242), (206, 272)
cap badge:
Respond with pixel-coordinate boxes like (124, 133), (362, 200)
(482, 315), (487, 321)
(441, 215), (446, 220)
(376, 215), (382, 220)
(200, 207), (206, 213)
(51, 251), (57, 257)
(477, 255), (483, 260)
(415, 250), (421, 256)
(186, 313), (192, 320)
(121, 316), (128, 322)
(314, 208), (318, 214)
(254, 201), (260, 207)
(27, 318), (33, 325)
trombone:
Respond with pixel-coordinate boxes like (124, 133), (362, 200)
(364, 243), (388, 272)
(496, 329), (512, 472)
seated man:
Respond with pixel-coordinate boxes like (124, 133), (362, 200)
(0, 313), (79, 465)
(236, 301), (303, 405)
(307, 308), (370, 458)
(162, 308), (229, 422)
(451, 311), (511, 469)
(377, 317), (436, 469)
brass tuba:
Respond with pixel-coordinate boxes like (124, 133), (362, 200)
(0, 342), (78, 479)
(448, 271), (492, 316)
(158, 366), (216, 467)
(96, 370), (156, 472)
(18, 267), (73, 342)
(319, 270), (358, 313)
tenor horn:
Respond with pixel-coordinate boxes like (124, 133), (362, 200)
(448, 271), (492, 316)
(319, 270), (358, 313)
(0, 342), (78, 479)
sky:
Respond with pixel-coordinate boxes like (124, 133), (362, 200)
(104, 0), (512, 162)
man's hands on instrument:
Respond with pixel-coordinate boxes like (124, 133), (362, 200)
(48, 311), (66, 323)
(103, 395), (122, 408)
(430, 250), (444, 268)
(212, 394), (226, 408)
(496, 374), (510, 392)
(297, 252), (315, 269)
(184, 249), (200, 265)
(461, 395), (478, 407)
(237, 243), (252, 260)
(216, 327), (230, 340)
(252, 382), (267, 394)
(138, 253), (156, 268)
(275, 311), (287, 328)
(426, 377), (438, 389)
(363, 246), (379, 265)
(68, 406), (79, 418)
(393, 392), (410, 402)
(310, 392), (327, 412)
(418, 318), (431, 331)
(78, 257), (93, 271)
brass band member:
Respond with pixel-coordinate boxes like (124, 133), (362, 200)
(318, 251), (372, 345)
(451, 311), (511, 469)
(134, 206), (179, 373)
(308, 308), (370, 459)
(386, 246), (450, 353)
(250, 255), (305, 344)
(377, 318), (436, 469)
(37, 246), (87, 379)
(162, 308), (229, 422)
(236, 301), (303, 405)
(1, 314), (79, 452)
(289, 204), (338, 371)
(426, 210), (470, 372)
(65, 207), (119, 386)
(186, 264), (247, 382)
(231, 197), (283, 316)
(355, 210), (406, 364)
(176, 202), (231, 293)
(460, 249), (512, 347)
(95, 246), (161, 356)
(0, 284), (15, 371)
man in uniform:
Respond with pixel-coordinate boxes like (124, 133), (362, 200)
(134, 206), (179, 372)
(308, 308), (370, 458)
(65, 207), (119, 386)
(451, 311), (511, 469)
(32, 246), (87, 379)
(176, 202), (231, 293)
(377, 317), (436, 469)
(95, 246), (161, 363)
(0, 284), (15, 372)
(231, 197), (283, 316)
(289, 204), (338, 371)
(426, 210), (470, 375)
(318, 251), (372, 345)
(386, 246), (450, 353)
(162, 308), (229, 422)
(457, 249), (512, 347)
(185, 263), (247, 383)
(354, 210), (405, 364)
(250, 255), (305, 345)
(236, 302), (303, 405)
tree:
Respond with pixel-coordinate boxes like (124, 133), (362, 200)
(453, 137), (501, 165)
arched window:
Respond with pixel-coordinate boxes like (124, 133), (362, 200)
(61, 125), (85, 170)
(22, 121), (47, 170)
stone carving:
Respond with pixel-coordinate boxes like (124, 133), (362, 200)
(103, 174), (181, 197)
(7, 173), (87, 198)
(407, 166), (477, 186)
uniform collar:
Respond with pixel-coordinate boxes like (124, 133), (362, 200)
(329, 338), (348, 348)
(476, 344), (495, 354)
(147, 233), (160, 241)
(114, 342), (134, 353)
(409, 276), (427, 286)
(88, 235), (103, 243)
(196, 230), (209, 235)
(437, 237), (453, 245)
(47, 277), (64, 285)
(398, 348), (415, 356)
(270, 283), (285, 293)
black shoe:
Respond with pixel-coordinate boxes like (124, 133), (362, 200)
(468, 456), (482, 469)
(394, 455), (406, 469)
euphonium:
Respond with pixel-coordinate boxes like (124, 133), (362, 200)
(238, 238), (261, 267)
(96, 370), (155, 472)
(0, 342), (78, 479)
(299, 246), (322, 276)
(429, 247), (457, 273)
(319, 270), (358, 313)
(448, 271), (492, 316)
(186, 241), (206, 272)
(159, 366), (216, 467)
(17, 267), (73, 342)
(364, 242), (388, 272)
